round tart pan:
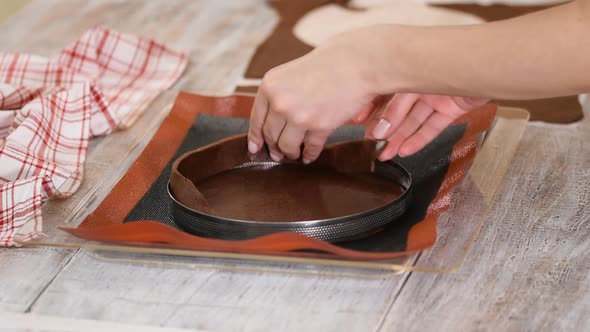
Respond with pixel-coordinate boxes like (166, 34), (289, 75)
(168, 135), (412, 243)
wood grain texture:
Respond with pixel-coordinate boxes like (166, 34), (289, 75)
(0, 0), (278, 313)
(410, 107), (530, 272)
(0, 4), (412, 331)
(0, 1), (588, 331)
(381, 118), (590, 331)
(0, 247), (74, 312)
(29, 250), (408, 332)
(0, 312), (204, 332)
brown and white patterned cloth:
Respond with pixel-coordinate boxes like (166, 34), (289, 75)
(0, 26), (187, 246)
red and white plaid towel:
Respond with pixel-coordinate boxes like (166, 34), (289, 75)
(0, 26), (187, 246)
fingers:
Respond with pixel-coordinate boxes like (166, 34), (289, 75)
(375, 95), (488, 159)
(259, 112), (325, 163)
(354, 95), (387, 124)
(249, 85), (325, 163)
(302, 130), (331, 164)
(278, 123), (306, 160)
(398, 111), (455, 157)
(247, 90), (270, 154)
(378, 100), (433, 161)
(250, 90), (489, 162)
(262, 111), (287, 161)
(420, 95), (489, 118)
(354, 103), (376, 124)
(364, 95), (392, 139)
(371, 93), (420, 140)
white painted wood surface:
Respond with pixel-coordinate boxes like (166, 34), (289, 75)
(28, 250), (408, 331)
(382, 119), (590, 331)
(1, 312), (206, 332)
(0, 1), (588, 331)
(0, 0), (277, 317)
(0, 247), (73, 312)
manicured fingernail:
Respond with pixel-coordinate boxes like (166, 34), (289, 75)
(248, 140), (258, 154)
(270, 151), (282, 162)
(373, 118), (391, 139)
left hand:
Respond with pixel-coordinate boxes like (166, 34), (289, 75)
(357, 93), (489, 160)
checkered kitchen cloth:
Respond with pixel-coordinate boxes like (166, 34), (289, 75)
(0, 26), (187, 246)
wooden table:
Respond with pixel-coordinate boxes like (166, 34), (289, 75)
(0, 1), (588, 331)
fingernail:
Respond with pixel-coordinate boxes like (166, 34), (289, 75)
(270, 151), (282, 162)
(248, 140), (258, 154)
(302, 158), (311, 164)
(398, 147), (409, 157)
(373, 118), (391, 139)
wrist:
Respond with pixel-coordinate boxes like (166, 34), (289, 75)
(354, 24), (413, 95)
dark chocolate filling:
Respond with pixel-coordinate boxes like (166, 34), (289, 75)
(197, 163), (404, 222)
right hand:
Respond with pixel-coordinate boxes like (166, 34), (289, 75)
(247, 27), (383, 163)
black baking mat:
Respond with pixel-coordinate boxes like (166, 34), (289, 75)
(124, 114), (464, 252)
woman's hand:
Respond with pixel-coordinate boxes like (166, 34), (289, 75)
(247, 28), (381, 164)
(246, 26), (488, 164)
(358, 93), (489, 160)
(249, 0), (590, 163)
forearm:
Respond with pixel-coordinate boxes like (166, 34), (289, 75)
(366, 0), (590, 99)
